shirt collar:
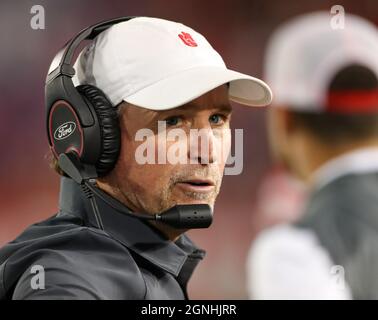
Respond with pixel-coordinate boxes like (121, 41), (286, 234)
(58, 176), (206, 278)
(311, 147), (378, 190)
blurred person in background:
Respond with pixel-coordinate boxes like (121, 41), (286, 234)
(246, 12), (378, 299)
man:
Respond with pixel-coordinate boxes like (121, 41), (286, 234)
(246, 12), (378, 299)
(0, 17), (271, 299)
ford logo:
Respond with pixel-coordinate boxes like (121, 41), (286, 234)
(54, 121), (76, 140)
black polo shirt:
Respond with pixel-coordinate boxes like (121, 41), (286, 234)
(0, 177), (206, 300)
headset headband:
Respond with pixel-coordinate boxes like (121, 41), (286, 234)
(46, 16), (136, 84)
(45, 17), (136, 165)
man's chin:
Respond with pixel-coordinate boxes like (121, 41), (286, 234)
(165, 197), (216, 215)
(155, 186), (218, 214)
(171, 191), (216, 205)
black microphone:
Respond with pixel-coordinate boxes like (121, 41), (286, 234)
(58, 152), (213, 229)
(156, 204), (213, 229)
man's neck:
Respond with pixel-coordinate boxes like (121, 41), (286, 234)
(305, 139), (378, 184)
(147, 221), (187, 242)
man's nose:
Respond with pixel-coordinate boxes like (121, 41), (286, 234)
(188, 126), (218, 165)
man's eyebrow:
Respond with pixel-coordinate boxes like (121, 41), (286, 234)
(214, 104), (232, 113)
(181, 103), (233, 113)
(148, 103), (232, 123)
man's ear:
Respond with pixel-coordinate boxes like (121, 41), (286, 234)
(278, 107), (297, 136)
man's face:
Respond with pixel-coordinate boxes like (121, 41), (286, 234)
(104, 85), (232, 214)
(267, 107), (307, 179)
(267, 107), (290, 168)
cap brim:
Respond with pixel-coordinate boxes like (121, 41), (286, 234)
(123, 66), (272, 110)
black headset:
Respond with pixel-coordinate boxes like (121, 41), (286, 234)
(45, 16), (137, 177)
(44, 17), (213, 230)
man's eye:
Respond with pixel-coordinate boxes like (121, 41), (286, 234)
(164, 116), (182, 127)
(209, 114), (225, 125)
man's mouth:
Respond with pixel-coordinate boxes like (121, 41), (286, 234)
(175, 179), (215, 193)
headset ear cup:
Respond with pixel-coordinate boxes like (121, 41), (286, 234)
(77, 84), (121, 176)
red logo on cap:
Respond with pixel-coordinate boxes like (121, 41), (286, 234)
(178, 32), (198, 47)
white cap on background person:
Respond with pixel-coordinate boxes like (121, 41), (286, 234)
(72, 16), (272, 110)
(264, 12), (378, 113)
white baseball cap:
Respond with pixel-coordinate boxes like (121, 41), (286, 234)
(72, 17), (272, 110)
(264, 12), (378, 112)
